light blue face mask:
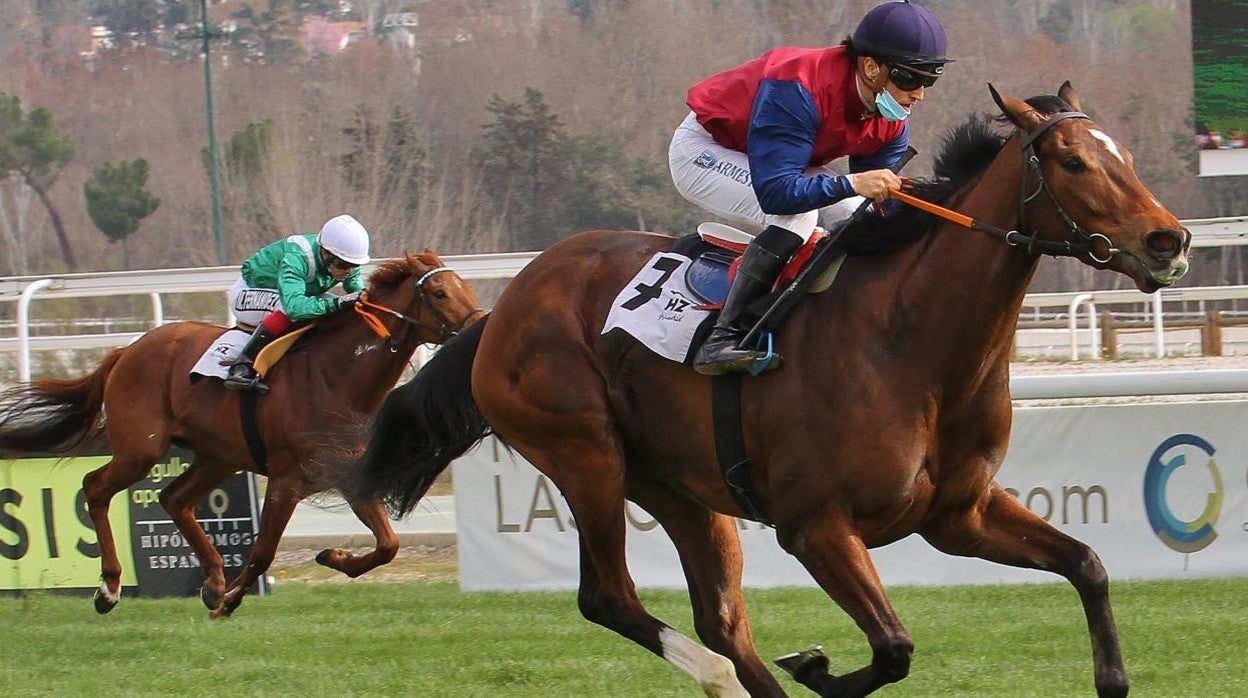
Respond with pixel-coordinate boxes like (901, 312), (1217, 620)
(875, 89), (909, 122)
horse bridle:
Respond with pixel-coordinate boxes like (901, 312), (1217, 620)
(1010, 110), (1119, 263)
(358, 266), (485, 350)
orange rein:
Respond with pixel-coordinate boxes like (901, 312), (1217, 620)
(353, 298), (394, 341)
(888, 187), (975, 229)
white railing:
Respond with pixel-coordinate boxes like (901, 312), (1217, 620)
(0, 252), (541, 381)
(1020, 285), (1248, 360)
(3, 217), (1248, 384)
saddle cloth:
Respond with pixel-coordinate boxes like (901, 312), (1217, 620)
(601, 229), (845, 364)
(189, 325), (315, 382)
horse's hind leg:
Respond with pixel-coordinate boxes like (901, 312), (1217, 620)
(922, 484), (1127, 698)
(82, 452), (166, 613)
(627, 472), (785, 697)
(157, 458), (234, 609)
(513, 437), (747, 697)
(776, 510), (914, 697)
(314, 496), (399, 578)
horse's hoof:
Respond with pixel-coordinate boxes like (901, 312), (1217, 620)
(92, 590), (118, 615)
(315, 548), (335, 566)
(1095, 675), (1129, 698)
(775, 646), (829, 686)
(200, 585), (222, 610)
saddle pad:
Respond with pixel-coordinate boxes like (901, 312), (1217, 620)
(253, 324), (315, 377)
(685, 251), (736, 304)
(601, 251), (715, 364)
(189, 329), (250, 381)
(188, 324), (316, 382)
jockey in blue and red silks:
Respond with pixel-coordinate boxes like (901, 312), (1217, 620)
(669, 0), (954, 375)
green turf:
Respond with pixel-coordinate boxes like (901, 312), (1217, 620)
(2, 578), (1245, 696)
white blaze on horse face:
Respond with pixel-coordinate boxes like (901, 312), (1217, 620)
(1088, 129), (1125, 164)
(354, 343), (378, 357)
(658, 627), (749, 697)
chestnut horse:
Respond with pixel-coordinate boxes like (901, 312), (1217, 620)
(347, 84), (1188, 696)
(0, 252), (482, 618)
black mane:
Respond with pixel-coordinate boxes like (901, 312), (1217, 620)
(841, 93), (1076, 255)
(841, 113), (1008, 254)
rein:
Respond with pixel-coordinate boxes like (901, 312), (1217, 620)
(890, 110), (1119, 263)
(353, 266), (484, 350)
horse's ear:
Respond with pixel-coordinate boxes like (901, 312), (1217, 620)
(1057, 81), (1082, 111)
(988, 83), (1043, 132)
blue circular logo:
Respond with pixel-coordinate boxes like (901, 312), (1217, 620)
(1142, 434), (1223, 554)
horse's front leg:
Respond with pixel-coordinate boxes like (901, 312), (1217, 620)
(314, 496), (399, 577)
(211, 471), (303, 619)
(157, 459), (233, 610)
(922, 483), (1127, 698)
(775, 510), (914, 697)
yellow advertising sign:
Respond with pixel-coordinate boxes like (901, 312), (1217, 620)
(1, 457), (136, 590)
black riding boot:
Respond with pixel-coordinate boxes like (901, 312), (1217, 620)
(693, 225), (803, 375)
(223, 326), (279, 394)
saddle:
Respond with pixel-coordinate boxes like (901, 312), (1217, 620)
(683, 222), (844, 307)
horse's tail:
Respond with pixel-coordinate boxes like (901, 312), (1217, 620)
(0, 348), (124, 453)
(348, 314), (491, 517)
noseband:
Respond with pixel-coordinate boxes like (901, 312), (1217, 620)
(1011, 110), (1119, 263)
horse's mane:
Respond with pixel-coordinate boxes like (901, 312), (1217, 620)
(308, 252), (440, 331)
(367, 251), (442, 292)
(840, 92), (1075, 256)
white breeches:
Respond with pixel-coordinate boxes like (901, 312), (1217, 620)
(668, 111), (865, 242)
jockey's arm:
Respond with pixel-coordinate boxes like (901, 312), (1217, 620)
(276, 251), (338, 321)
(847, 126), (909, 202)
(746, 79), (857, 216)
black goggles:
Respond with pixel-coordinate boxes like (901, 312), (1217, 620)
(887, 64), (941, 91)
(326, 254), (359, 270)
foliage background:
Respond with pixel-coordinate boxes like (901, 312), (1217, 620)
(0, 0), (1245, 291)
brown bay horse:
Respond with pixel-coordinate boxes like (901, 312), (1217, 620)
(0, 252), (482, 618)
(346, 84), (1188, 697)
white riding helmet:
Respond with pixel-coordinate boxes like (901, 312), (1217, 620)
(317, 214), (371, 265)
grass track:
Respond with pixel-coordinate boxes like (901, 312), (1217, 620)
(2, 578), (1246, 696)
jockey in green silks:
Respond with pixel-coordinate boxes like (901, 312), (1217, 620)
(223, 214), (371, 394)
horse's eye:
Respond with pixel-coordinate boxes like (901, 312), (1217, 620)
(434, 290), (448, 300)
(1061, 156), (1086, 173)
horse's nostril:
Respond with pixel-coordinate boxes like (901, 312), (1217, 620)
(1145, 229), (1184, 261)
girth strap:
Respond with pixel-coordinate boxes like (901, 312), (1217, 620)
(239, 392), (268, 474)
(712, 373), (773, 526)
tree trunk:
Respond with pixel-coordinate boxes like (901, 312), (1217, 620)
(21, 169), (76, 269)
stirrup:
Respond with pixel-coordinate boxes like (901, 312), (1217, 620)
(744, 332), (780, 376)
(224, 366), (269, 394)
(693, 331), (780, 376)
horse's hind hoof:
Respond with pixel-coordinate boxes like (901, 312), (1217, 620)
(775, 646), (830, 686)
(200, 584), (222, 610)
(92, 587), (119, 615)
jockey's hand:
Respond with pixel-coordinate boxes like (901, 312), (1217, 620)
(847, 169), (903, 203)
(336, 291), (362, 309)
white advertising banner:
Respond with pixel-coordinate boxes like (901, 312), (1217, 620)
(452, 401), (1248, 591)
